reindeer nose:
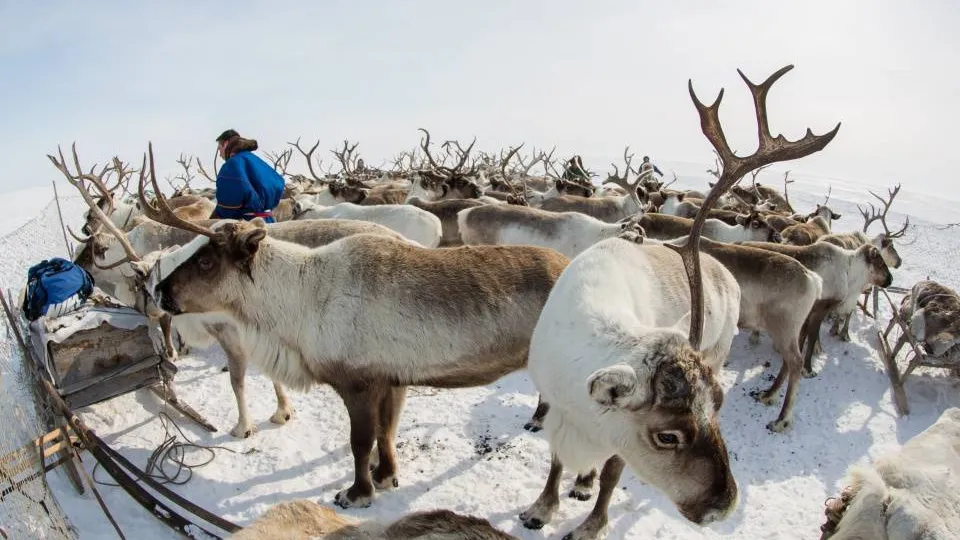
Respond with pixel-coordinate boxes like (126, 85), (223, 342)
(771, 231), (783, 243)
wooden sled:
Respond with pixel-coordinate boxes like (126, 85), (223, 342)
(875, 287), (960, 416)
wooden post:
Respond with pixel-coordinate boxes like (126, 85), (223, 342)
(876, 329), (909, 416)
(51, 181), (74, 259)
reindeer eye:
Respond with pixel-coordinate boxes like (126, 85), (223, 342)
(197, 256), (214, 271)
(654, 431), (683, 448)
(751, 221), (760, 228)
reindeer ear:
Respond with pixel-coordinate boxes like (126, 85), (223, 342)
(356, 188), (369, 202)
(735, 214), (748, 226)
(232, 220), (267, 267)
(677, 192), (686, 202)
(587, 364), (648, 409)
(832, 211), (842, 220)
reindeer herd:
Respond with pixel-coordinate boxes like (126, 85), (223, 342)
(44, 65), (960, 539)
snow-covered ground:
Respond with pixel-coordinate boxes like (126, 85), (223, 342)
(4, 169), (960, 540)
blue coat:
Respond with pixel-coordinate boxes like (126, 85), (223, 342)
(213, 151), (285, 222)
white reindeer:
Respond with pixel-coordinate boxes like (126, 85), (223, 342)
(457, 204), (645, 259)
(292, 199), (441, 247)
(519, 64), (841, 539)
(820, 407), (960, 540)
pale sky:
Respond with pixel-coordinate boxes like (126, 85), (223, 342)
(1, 1), (958, 200)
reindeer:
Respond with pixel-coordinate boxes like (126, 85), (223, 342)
(406, 197), (489, 246)
(55, 144), (421, 439)
(538, 148), (648, 222)
(135, 142), (571, 508)
(817, 184), (908, 340)
(519, 65), (840, 539)
(779, 210), (836, 246)
(660, 192), (746, 225)
(883, 280), (960, 365)
(740, 240), (892, 377)
(690, 238), (823, 432)
(633, 211), (782, 243)
(229, 499), (518, 540)
(291, 200), (442, 248)
(819, 407), (960, 540)
(457, 203), (646, 259)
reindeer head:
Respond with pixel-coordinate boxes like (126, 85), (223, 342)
(555, 178), (595, 198)
(327, 180), (368, 203)
(446, 175), (483, 199)
(857, 244), (893, 289)
(734, 212), (783, 242)
(153, 220), (266, 316)
(871, 234), (902, 269)
(586, 331), (736, 524)
(807, 204), (842, 223)
(899, 281), (960, 358)
(407, 173), (447, 201)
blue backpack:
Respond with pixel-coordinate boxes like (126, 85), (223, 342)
(22, 258), (95, 321)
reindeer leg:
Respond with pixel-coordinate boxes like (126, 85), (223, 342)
(520, 454), (564, 529)
(524, 394), (549, 432)
(801, 305), (830, 377)
(333, 384), (383, 509)
(562, 455), (625, 540)
(767, 339), (803, 432)
(754, 361), (787, 407)
(372, 386), (405, 490)
(269, 382), (295, 425)
(159, 314), (178, 361)
(221, 340), (255, 438)
(570, 469), (597, 501)
(839, 312), (852, 342)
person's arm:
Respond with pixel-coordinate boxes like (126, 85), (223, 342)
(653, 164), (663, 176)
(213, 159), (247, 219)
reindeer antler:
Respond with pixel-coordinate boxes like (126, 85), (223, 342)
(331, 140), (360, 178)
(605, 147), (645, 209)
(138, 143), (217, 239)
(676, 64), (841, 348)
(48, 143), (142, 267)
(288, 137), (326, 183)
(782, 171), (795, 212)
(858, 183), (909, 238)
(195, 150), (219, 183)
(498, 144), (528, 203)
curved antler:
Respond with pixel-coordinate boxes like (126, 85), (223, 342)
(673, 64), (841, 349)
(138, 143), (217, 239)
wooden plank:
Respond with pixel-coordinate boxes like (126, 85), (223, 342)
(57, 354), (160, 396)
(64, 369), (162, 410)
(877, 329), (910, 416)
(47, 320), (157, 389)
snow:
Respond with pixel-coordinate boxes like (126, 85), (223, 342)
(3, 170), (959, 540)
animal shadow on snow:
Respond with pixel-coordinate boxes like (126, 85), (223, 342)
(721, 318), (903, 497)
(376, 372), (539, 508)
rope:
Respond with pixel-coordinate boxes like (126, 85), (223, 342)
(91, 379), (252, 488)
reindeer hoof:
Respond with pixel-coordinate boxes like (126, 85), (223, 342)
(334, 489), (372, 509)
(750, 389), (778, 406)
(568, 488), (592, 501)
(520, 502), (557, 529)
(802, 368), (818, 379)
(221, 364), (230, 373)
(270, 409), (294, 425)
(523, 420), (543, 433)
(748, 331), (762, 346)
(373, 475), (398, 490)
(230, 423), (256, 439)
(767, 419), (792, 433)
